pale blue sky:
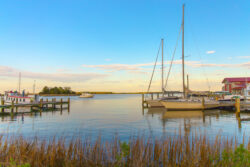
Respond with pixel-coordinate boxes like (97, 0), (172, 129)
(0, 0), (249, 92)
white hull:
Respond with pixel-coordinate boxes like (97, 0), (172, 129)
(160, 100), (220, 111)
(146, 100), (164, 107)
(79, 94), (94, 98)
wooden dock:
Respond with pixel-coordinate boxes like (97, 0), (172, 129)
(0, 98), (70, 115)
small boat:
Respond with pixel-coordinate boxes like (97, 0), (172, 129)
(3, 73), (39, 104)
(79, 93), (94, 98)
(218, 95), (244, 102)
(4, 91), (39, 104)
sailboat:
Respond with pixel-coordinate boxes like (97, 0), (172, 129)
(146, 39), (167, 107)
(160, 4), (219, 110)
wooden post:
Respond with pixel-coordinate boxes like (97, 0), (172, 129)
(51, 98), (53, 109)
(142, 94), (145, 107)
(1, 99), (4, 113)
(151, 93), (153, 100)
(60, 98), (63, 111)
(157, 93), (159, 99)
(11, 100), (14, 113)
(54, 98), (56, 109)
(67, 98), (70, 111)
(15, 98), (18, 112)
(202, 97), (205, 110)
(39, 99), (43, 111)
(235, 98), (240, 113)
(46, 98), (48, 108)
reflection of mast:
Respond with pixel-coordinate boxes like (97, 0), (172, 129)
(33, 80), (36, 94)
(18, 72), (21, 93)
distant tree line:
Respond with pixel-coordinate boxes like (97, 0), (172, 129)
(40, 86), (76, 94)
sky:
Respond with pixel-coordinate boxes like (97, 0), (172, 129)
(0, 0), (249, 93)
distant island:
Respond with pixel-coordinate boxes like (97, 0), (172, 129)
(39, 86), (77, 95)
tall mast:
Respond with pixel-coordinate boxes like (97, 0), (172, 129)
(182, 4), (186, 98)
(33, 80), (36, 94)
(161, 38), (164, 93)
(18, 72), (21, 93)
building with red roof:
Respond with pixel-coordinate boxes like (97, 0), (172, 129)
(222, 77), (250, 94)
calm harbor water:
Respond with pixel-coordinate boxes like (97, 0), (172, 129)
(0, 94), (249, 141)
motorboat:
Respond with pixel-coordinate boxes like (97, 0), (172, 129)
(79, 93), (94, 98)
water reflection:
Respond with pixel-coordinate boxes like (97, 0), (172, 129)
(146, 107), (250, 136)
(0, 94), (249, 141)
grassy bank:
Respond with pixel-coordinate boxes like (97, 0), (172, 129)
(0, 134), (249, 167)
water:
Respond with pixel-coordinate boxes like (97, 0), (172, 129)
(0, 94), (249, 141)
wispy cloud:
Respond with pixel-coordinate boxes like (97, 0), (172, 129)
(237, 56), (250, 59)
(105, 59), (111, 62)
(206, 50), (216, 54)
(82, 64), (142, 71)
(82, 60), (250, 72)
(0, 66), (108, 82)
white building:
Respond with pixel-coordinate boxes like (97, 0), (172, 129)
(244, 84), (250, 99)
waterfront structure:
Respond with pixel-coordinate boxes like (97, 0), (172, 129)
(244, 84), (250, 100)
(222, 77), (250, 94)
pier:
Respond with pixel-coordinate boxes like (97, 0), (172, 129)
(0, 98), (70, 115)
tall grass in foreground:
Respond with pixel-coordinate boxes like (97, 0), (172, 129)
(0, 134), (249, 167)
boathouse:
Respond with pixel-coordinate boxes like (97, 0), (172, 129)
(222, 77), (250, 94)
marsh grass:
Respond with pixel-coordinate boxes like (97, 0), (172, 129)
(0, 134), (249, 167)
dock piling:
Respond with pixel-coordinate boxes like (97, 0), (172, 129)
(11, 100), (14, 113)
(142, 94), (144, 107)
(15, 98), (18, 112)
(60, 98), (63, 111)
(67, 98), (70, 111)
(1, 99), (4, 113)
(235, 98), (240, 113)
(202, 97), (205, 110)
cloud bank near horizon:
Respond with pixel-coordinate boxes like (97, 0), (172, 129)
(0, 66), (108, 82)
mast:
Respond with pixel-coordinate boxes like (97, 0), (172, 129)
(33, 80), (36, 94)
(161, 38), (164, 93)
(182, 4), (186, 98)
(187, 74), (189, 91)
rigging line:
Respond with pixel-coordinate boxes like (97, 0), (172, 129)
(187, 14), (211, 91)
(147, 41), (162, 93)
(164, 26), (182, 89)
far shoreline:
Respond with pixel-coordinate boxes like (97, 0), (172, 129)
(38, 92), (163, 96)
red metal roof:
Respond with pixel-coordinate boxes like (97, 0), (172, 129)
(231, 87), (244, 90)
(222, 77), (250, 83)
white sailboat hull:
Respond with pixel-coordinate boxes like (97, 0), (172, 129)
(160, 100), (220, 111)
(146, 100), (164, 107)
